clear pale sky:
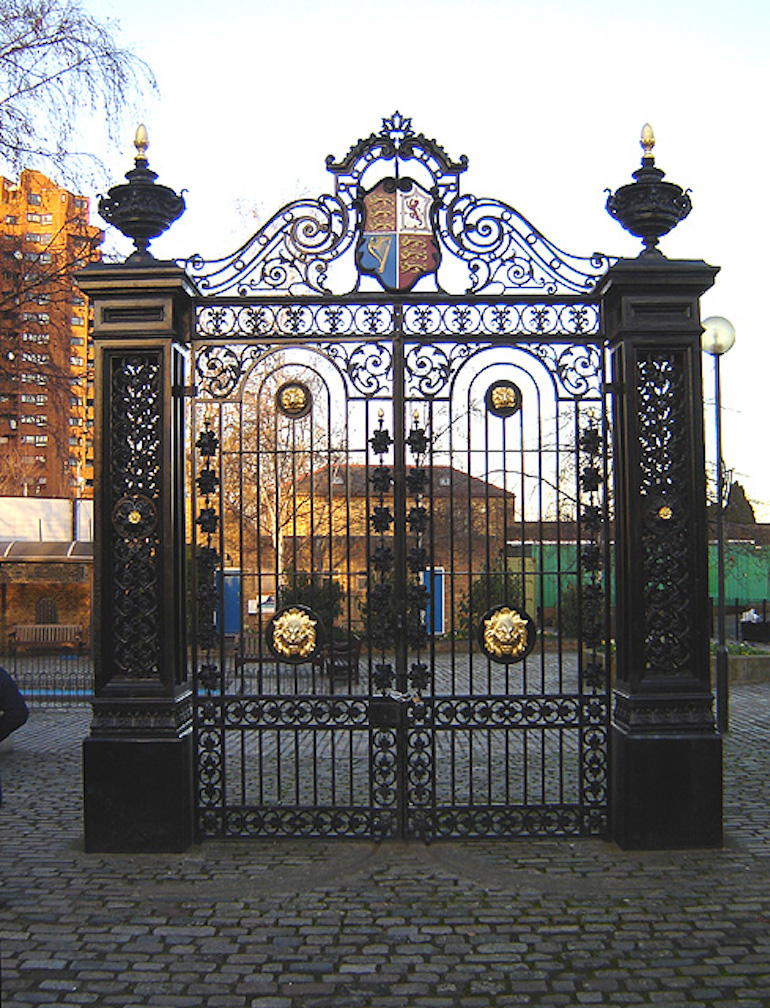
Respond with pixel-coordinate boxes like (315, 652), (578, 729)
(85, 0), (770, 517)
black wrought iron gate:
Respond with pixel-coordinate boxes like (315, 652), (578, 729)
(189, 115), (613, 841)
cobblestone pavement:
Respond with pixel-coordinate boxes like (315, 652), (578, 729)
(1, 686), (769, 1007)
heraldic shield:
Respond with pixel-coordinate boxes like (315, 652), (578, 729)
(356, 177), (440, 291)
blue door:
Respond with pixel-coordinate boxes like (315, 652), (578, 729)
(215, 568), (241, 635)
(422, 567), (445, 635)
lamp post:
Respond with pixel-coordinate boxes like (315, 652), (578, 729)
(701, 315), (736, 734)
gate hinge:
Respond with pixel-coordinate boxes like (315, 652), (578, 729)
(174, 384), (198, 398)
(602, 381), (623, 396)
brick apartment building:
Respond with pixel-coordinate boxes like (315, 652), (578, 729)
(0, 169), (102, 497)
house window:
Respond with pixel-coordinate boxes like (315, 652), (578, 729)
(5, 215), (17, 224)
(35, 596), (58, 624)
(70, 356), (83, 366)
(27, 193), (42, 205)
(34, 435), (48, 445)
(26, 212), (40, 222)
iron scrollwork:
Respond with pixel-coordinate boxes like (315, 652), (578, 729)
(195, 419), (222, 692)
(637, 352), (693, 677)
(367, 411), (395, 692)
(184, 112), (614, 299)
(110, 353), (162, 680)
(578, 411), (609, 691)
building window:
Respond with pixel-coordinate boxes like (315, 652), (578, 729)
(69, 417), (82, 426)
(5, 215), (17, 224)
(34, 435), (48, 445)
(27, 212), (40, 222)
(41, 214), (53, 224)
(72, 295), (85, 306)
(70, 356), (83, 366)
(71, 315), (83, 326)
(36, 395), (47, 405)
(27, 193), (41, 205)
(71, 337), (84, 346)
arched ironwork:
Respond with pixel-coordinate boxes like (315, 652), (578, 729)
(188, 115), (614, 842)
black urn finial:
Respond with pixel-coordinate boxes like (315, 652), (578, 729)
(99, 125), (186, 262)
(606, 124), (692, 256)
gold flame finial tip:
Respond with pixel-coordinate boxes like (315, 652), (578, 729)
(378, 408), (384, 420)
(134, 123), (149, 159)
(641, 123), (655, 158)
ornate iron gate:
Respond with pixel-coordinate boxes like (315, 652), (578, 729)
(189, 115), (613, 840)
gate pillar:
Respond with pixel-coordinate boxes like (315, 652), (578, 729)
(600, 256), (721, 848)
(77, 261), (195, 852)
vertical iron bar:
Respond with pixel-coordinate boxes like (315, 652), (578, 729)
(392, 308), (409, 837)
(392, 307), (408, 694)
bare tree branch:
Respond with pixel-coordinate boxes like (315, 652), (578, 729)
(0, 0), (156, 183)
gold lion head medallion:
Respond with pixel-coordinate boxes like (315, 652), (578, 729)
(269, 607), (318, 660)
(479, 605), (535, 663)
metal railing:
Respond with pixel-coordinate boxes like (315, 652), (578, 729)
(1, 648), (93, 706)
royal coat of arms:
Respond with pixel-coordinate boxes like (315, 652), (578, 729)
(356, 178), (440, 291)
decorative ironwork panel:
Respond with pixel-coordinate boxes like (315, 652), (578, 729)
(637, 351), (694, 677)
(108, 352), (163, 681)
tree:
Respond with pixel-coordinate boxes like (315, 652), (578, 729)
(0, 0), (155, 181)
(723, 482), (757, 525)
(214, 358), (347, 585)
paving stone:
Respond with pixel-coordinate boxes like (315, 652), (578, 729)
(2, 691), (770, 1006)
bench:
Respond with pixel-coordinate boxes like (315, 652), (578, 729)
(8, 624), (83, 652)
(234, 631), (263, 672)
(234, 630), (361, 683)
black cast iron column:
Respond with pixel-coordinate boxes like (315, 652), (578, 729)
(603, 128), (722, 848)
(78, 130), (195, 852)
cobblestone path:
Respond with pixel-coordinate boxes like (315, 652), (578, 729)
(1, 684), (769, 1006)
